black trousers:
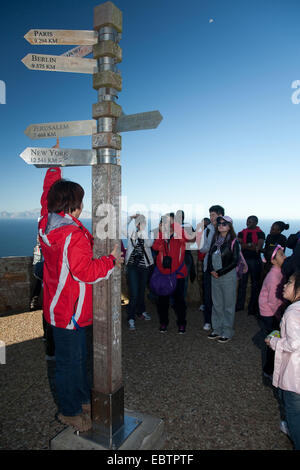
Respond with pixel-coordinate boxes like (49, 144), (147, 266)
(157, 278), (186, 327)
(236, 257), (262, 314)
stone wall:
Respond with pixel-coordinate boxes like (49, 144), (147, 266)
(0, 256), (35, 315)
(0, 252), (202, 316)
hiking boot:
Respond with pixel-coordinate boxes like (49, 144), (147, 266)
(57, 412), (92, 432)
(82, 403), (91, 416)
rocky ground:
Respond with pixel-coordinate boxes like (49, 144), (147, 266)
(0, 300), (293, 450)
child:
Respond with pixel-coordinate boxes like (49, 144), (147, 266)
(266, 271), (300, 450)
(259, 245), (286, 377)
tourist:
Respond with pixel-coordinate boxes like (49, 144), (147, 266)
(175, 210), (196, 301)
(266, 271), (300, 450)
(39, 167), (123, 433)
(125, 214), (154, 330)
(199, 205), (225, 331)
(206, 215), (240, 343)
(236, 215), (265, 316)
(286, 230), (300, 253)
(258, 245), (286, 378)
(197, 217), (210, 312)
(152, 213), (189, 334)
(264, 221), (289, 251)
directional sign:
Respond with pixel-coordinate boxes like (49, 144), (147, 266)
(61, 45), (93, 58)
(24, 29), (98, 45)
(20, 147), (97, 167)
(115, 110), (163, 133)
(24, 120), (97, 139)
(21, 54), (97, 74)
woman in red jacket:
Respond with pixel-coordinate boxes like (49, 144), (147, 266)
(152, 213), (191, 334)
(39, 167), (123, 432)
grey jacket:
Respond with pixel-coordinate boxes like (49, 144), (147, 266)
(200, 223), (215, 272)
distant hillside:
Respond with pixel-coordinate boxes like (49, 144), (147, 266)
(0, 209), (92, 219)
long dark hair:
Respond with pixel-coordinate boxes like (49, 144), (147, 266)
(289, 271), (300, 302)
(211, 220), (236, 247)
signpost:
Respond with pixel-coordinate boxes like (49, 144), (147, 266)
(22, 53), (97, 74)
(115, 110), (163, 133)
(20, 147), (97, 167)
(20, 1), (163, 449)
(24, 120), (96, 139)
(24, 29), (98, 45)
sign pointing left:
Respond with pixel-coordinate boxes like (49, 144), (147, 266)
(24, 29), (98, 45)
(20, 147), (97, 167)
(21, 54), (97, 74)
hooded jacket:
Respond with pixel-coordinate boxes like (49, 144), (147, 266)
(270, 300), (300, 394)
(38, 167), (115, 329)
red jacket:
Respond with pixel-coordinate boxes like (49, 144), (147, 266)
(39, 167), (115, 329)
(152, 222), (189, 278)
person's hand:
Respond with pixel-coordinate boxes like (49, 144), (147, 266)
(196, 219), (205, 232)
(265, 337), (271, 347)
(211, 271), (219, 279)
(110, 243), (124, 268)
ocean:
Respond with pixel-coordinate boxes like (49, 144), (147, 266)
(0, 217), (299, 258)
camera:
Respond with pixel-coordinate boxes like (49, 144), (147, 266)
(162, 255), (172, 269)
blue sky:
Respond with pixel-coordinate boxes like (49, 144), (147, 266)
(0, 0), (300, 223)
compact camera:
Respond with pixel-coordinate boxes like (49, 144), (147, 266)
(162, 255), (172, 269)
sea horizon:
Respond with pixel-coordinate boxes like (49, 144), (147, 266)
(0, 217), (299, 258)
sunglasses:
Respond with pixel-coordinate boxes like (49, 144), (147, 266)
(217, 221), (228, 226)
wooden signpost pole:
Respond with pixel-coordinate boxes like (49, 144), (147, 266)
(20, 0), (164, 449)
(83, 1), (140, 449)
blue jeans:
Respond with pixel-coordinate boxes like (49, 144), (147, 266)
(126, 265), (149, 320)
(280, 389), (300, 450)
(52, 325), (91, 416)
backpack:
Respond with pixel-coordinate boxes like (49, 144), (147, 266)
(150, 261), (185, 296)
(231, 238), (248, 280)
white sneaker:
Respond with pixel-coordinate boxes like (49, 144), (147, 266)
(280, 420), (290, 437)
(199, 304), (205, 311)
(128, 319), (136, 330)
(140, 312), (151, 320)
(203, 323), (211, 331)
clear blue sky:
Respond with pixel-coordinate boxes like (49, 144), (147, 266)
(1, 0), (300, 222)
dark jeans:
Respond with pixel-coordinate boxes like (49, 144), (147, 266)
(203, 270), (212, 324)
(157, 277), (186, 327)
(279, 389), (300, 450)
(126, 265), (149, 320)
(259, 315), (279, 376)
(52, 325), (91, 416)
(236, 257), (262, 314)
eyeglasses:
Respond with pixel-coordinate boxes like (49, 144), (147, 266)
(217, 222), (228, 227)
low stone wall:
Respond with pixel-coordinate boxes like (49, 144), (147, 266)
(0, 252), (202, 316)
(0, 256), (35, 316)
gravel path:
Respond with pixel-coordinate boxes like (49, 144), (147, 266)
(0, 302), (293, 450)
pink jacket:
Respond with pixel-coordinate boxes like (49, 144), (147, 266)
(270, 300), (300, 394)
(258, 266), (284, 317)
